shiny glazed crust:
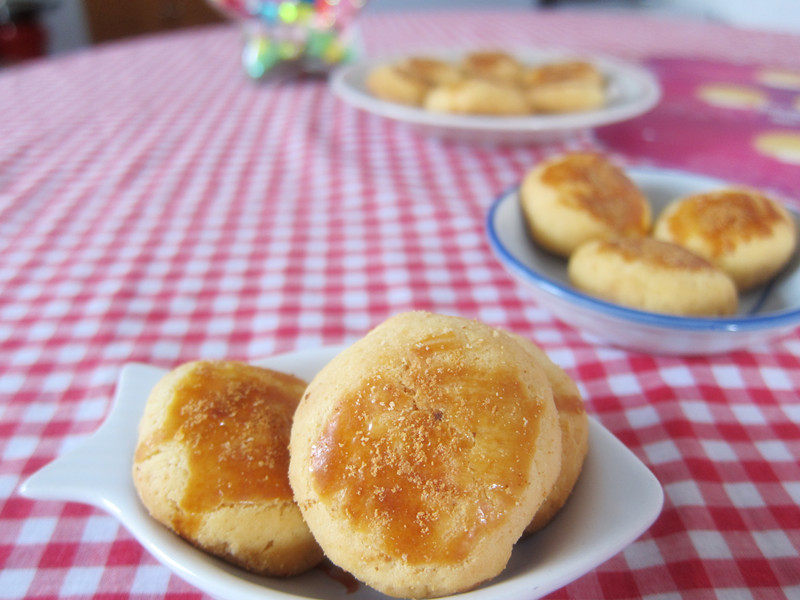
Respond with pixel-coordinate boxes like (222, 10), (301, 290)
(653, 189), (798, 291)
(132, 361), (323, 576)
(289, 312), (561, 598)
(520, 153), (652, 258)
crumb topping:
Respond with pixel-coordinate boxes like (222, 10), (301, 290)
(143, 362), (305, 534)
(309, 333), (543, 564)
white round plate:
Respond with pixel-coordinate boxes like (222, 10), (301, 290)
(330, 49), (660, 143)
(20, 346), (663, 600)
(487, 166), (800, 355)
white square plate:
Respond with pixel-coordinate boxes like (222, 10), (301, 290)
(21, 345), (663, 600)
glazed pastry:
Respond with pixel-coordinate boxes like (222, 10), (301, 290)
(520, 152), (652, 257)
(653, 188), (797, 291)
(289, 312), (561, 598)
(133, 361), (323, 576)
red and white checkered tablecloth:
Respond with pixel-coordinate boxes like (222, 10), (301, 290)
(2, 9), (799, 600)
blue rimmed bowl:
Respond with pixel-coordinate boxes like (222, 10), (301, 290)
(487, 166), (800, 355)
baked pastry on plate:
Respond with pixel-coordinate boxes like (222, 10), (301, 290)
(425, 78), (529, 115)
(506, 333), (588, 535)
(289, 312), (561, 598)
(133, 361), (323, 576)
(522, 61), (606, 113)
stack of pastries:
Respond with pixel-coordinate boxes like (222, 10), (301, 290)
(366, 51), (606, 115)
(519, 152), (797, 316)
(133, 311), (589, 598)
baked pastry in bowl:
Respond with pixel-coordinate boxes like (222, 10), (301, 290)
(653, 188), (797, 291)
(520, 152), (652, 257)
(567, 236), (739, 316)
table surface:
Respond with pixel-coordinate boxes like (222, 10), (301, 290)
(2, 9), (800, 600)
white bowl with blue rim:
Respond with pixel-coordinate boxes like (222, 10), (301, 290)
(487, 166), (800, 355)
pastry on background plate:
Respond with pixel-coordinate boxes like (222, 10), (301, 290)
(289, 311), (561, 599)
(522, 61), (606, 113)
(520, 152), (652, 257)
(399, 56), (464, 86)
(366, 63), (430, 106)
(425, 77), (529, 115)
(133, 361), (323, 576)
(653, 188), (797, 291)
(461, 50), (525, 85)
(366, 57), (463, 106)
(506, 333), (589, 535)
(568, 236), (739, 316)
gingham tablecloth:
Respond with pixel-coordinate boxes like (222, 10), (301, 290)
(2, 9), (799, 600)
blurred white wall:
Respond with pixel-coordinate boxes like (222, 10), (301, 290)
(660, 0), (800, 33)
(41, 0), (800, 56)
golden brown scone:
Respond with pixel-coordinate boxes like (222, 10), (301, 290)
(133, 361), (323, 576)
(366, 57), (463, 106)
(653, 189), (798, 291)
(397, 56), (464, 86)
(520, 153), (652, 257)
(568, 237), (739, 316)
(523, 61), (604, 88)
(505, 333), (588, 535)
(289, 312), (561, 599)
(425, 78), (529, 115)
(461, 50), (525, 85)
(522, 61), (606, 113)
(366, 64), (429, 106)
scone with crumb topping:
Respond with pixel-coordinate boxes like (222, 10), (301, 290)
(289, 312), (561, 599)
(520, 153), (652, 257)
(653, 189), (797, 291)
(133, 361), (323, 576)
(568, 237), (738, 316)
